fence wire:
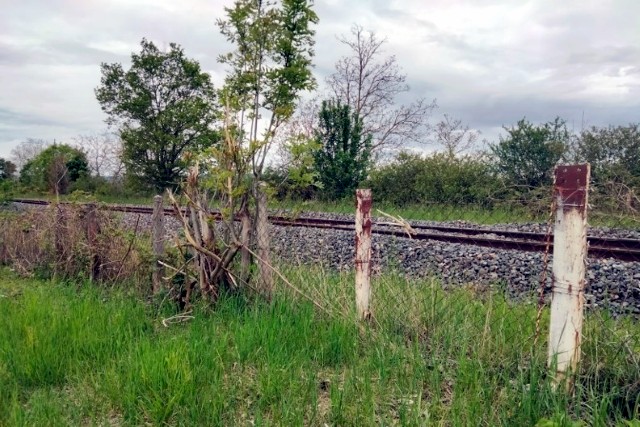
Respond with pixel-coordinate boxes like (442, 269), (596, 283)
(1, 172), (638, 422)
(267, 175), (640, 420)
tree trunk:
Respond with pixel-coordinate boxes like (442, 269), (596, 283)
(255, 182), (273, 299)
(240, 203), (252, 286)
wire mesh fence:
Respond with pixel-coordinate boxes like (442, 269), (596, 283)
(1, 161), (639, 421)
(266, 163), (640, 418)
(0, 202), (152, 285)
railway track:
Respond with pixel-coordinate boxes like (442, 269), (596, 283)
(10, 198), (640, 262)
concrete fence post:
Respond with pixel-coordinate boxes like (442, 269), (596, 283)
(548, 164), (590, 388)
(355, 189), (372, 321)
(152, 195), (165, 294)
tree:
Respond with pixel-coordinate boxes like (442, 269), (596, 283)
(326, 25), (437, 152)
(0, 158), (16, 180)
(162, 0), (319, 302)
(19, 144), (88, 194)
(95, 39), (220, 192)
(313, 100), (372, 200)
(74, 130), (124, 179)
(217, 0), (318, 179)
(434, 114), (482, 158)
(10, 138), (48, 171)
(572, 124), (640, 186)
(489, 118), (569, 189)
(270, 99), (323, 199)
(572, 124), (640, 214)
(267, 133), (321, 200)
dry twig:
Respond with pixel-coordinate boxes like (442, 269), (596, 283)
(376, 209), (416, 238)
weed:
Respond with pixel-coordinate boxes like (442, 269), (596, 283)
(0, 268), (638, 425)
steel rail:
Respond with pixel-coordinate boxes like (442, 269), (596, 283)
(10, 198), (640, 262)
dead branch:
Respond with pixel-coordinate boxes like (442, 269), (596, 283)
(376, 209), (416, 238)
(243, 246), (333, 318)
(162, 311), (195, 327)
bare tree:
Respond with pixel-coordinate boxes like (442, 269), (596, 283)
(73, 130), (124, 179)
(434, 114), (482, 158)
(10, 138), (49, 171)
(280, 98), (320, 142)
(274, 98), (320, 167)
(47, 154), (69, 197)
(326, 25), (437, 152)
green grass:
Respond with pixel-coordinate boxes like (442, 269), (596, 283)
(12, 191), (155, 206)
(278, 199), (640, 229)
(11, 191), (639, 229)
(276, 198), (544, 225)
(10, 189), (544, 224)
(1, 268), (638, 426)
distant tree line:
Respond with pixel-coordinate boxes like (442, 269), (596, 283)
(2, 22), (638, 216)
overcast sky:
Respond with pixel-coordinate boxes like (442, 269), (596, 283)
(1, 0), (639, 160)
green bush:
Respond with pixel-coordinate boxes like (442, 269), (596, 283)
(367, 152), (500, 207)
(19, 144), (89, 194)
(489, 117), (569, 189)
(263, 166), (318, 201)
(313, 100), (372, 200)
(572, 123), (640, 188)
(0, 180), (14, 204)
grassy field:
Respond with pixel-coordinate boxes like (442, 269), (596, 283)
(10, 191), (545, 224)
(9, 190), (640, 229)
(277, 199), (545, 224)
(1, 268), (638, 426)
(10, 191), (155, 207)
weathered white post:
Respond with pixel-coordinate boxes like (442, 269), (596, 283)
(152, 195), (165, 295)
(548, 164), (590, 388)
(355, 189), (372, 321)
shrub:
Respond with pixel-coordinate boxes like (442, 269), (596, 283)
(262, 166), (318, 201)
(19, 144), (89, 194)
(367, 152), (500, 207)
(313, 100), (372, 200)
(489, 117), (569, 189)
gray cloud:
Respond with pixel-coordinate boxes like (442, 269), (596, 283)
(0, 108), (62, 128)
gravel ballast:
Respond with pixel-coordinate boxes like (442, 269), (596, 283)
(9, 202), (640, 316)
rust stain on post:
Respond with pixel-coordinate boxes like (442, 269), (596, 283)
(548, 163), (590, 390)
(555, 164), (589, 213)
(355, 189), (372, 321)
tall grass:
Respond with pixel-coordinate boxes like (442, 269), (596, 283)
(11, 191), (155, 206)
(276, 198), (544, 225)
(0, 206), (153, 286)
(277, 198), (640, 229)
(11, 191), (639, 229)
(0, 268), (638, 425)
